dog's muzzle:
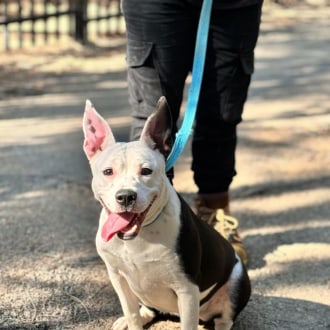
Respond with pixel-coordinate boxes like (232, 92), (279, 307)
(100, 196), (156, 242)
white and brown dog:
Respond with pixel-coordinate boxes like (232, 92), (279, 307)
(82, 97), (251, 330)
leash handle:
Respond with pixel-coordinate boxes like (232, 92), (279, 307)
(165, 0), (213, 172)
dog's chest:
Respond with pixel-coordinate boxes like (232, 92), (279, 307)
(97, 221), (181, 275)
(96, 212), (188, 312)
(117, 249), (182, 310)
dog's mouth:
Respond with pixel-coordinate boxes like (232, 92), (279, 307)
(101, 200), (154, 242)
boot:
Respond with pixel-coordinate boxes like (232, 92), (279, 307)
(194, 192), (248, 266)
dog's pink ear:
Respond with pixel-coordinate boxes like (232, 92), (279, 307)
(83, 100), (115, 159)
(140, 96), (173, 157)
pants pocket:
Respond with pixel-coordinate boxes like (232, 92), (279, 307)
(126, 39), (162, 116)
(126, 39), (153, 67)
(220, 52), (254, 125)
(126, 39), (164, 140)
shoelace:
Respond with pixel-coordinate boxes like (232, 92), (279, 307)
(215, 209), (238, 230)
(213, 209), (240, 242)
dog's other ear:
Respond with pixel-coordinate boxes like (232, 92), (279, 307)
(83, 100), (116, 160)
(140, 96), (173, 157)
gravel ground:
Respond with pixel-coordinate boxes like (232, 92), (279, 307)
(0, 4), (329, 330)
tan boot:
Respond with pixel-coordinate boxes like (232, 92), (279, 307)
(194, 192), (230, 223)
(194, 193), (248, 266)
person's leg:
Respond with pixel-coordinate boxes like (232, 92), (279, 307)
(121, 0), (198, 143)
(192, 3), (263, 264)
(193, 3), (262, 197)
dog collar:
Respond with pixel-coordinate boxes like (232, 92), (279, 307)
(142, 210), (163, 229)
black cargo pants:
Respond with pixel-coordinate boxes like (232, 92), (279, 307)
(122, 0), (262, 193)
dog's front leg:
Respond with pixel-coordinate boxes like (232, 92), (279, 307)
(109, 272), (143, 330)
(176, 283), (200, 330)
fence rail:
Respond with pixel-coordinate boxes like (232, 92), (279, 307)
(0, 0), (124, 50)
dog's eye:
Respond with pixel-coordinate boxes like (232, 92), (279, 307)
(103, 168), (113, 176)
(141, 167), (153, 176)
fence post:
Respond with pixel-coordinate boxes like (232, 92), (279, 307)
(69, 0), (88, 43)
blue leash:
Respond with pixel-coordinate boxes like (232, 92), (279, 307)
(165, 0), (213, 172)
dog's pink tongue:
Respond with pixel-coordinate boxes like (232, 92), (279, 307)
(101, 212), (134, 242)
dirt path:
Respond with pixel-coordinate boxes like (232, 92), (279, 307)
(0, 4), (329, 330)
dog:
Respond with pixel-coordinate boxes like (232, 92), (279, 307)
(82, 97), (251, 330)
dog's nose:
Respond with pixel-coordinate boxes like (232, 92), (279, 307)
(115, 189), (137, 208)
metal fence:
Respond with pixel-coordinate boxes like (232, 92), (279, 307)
(0, 0), (124, 50)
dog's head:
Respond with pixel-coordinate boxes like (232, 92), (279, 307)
(83, 97), (173, 242)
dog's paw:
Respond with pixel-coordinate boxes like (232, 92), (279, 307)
(112, 316), (128, 330)
(139, 304), (156, 324)
(112, 306), (156, 330)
